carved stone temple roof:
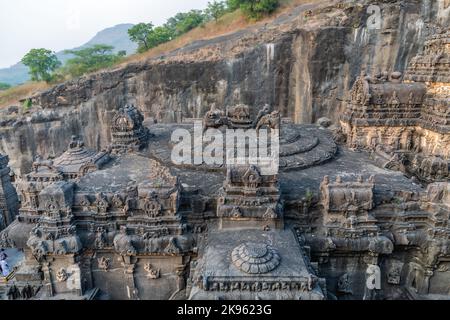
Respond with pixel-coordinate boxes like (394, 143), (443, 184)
(405, 29), (450, 83)
(218, 165), (283, 229)
(29, 136), (110, 182)
(111, 104), (149, 153)
(341, 72), (427, 127)
(189, 228), (324, 300)
(231, 243), (281, 274)
(342, 29), (450, 134)
(53, 136), (110, 177)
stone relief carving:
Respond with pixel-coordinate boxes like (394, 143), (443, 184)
(217, 165), (282, 226)
(144, 263), (161, 279)
(143, 195), (162, 218)
(164, 237), (181, 256)
(320, 175), (378, 237)
(2, 26), (449, 301)
(98, 257), (111, 272)
(56, 268), (69, 282)
(203, 105), (228, 131)
(143, 232), (164, 254)
(256, 111), (281, 132)
(337, 273), (353, 295)
(94, 227), (107, 249)
(95, 193), (109, 214)
(341, 30), (450, 184)
(231, 243), (281, 274)
(387, 261), (404, 285)
(110, 104), (149, 153)
(113, 226), (136, 256)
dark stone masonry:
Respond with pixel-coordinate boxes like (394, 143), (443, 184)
(0, 0), (448, 300)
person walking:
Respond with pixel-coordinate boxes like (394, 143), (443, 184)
(0, 249), (9, 277)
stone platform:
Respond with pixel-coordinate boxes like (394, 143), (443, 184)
(146, 124), (337, 172)
(189, 227), (325, 300)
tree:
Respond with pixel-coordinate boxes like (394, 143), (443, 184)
(128, 23), (155, 52)
(63, 44), (123, 77)
(166, 10), (206, 36)
(147, 26), (174, 48)
(227, 0), (279, 19)
(21, 48), (61, 83)
(129, 10), (208, 54)
(0, 83), (11, 91)
(205, 1), (228, 22)
(227, 0), (241, 11)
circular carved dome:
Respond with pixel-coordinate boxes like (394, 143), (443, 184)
(231, 243), (281, 274)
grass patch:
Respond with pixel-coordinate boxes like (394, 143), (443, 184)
(119, 0), (322, 65)
(118, 10), (253, 65)
(0, 82), (49, 109)
(0, 0), (323, 108)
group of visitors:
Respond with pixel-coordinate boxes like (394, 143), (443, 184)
(0, 249), (10, 277)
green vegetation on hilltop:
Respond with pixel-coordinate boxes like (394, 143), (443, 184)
(21, 49), (61, 83)
(2, 0), (315, 108)
(228, 0), (279, 19)
(166, 10), (207, 36)
(128, 0), (280, 54)
(128, 8), (209, 53)
(128, 23), (157, 53)
(19, 0), (283, 85)
(61, 45), (126, 78)
(205, 1), (228, 22)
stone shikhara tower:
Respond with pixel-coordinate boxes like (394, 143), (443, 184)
(0, 153), (19, 229)
(340, 28), (450, 184)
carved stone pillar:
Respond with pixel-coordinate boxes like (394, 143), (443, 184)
(81, 256), (94, 293)
(175, 265), (186, 292)
(41, 262), (54, 297)
(123, 260), (138, 300)
(421, 269), (434, 295)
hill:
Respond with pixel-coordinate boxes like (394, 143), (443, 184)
(0, 23), (137, 86)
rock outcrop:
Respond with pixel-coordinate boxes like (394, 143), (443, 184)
(0, 0), (448, 177)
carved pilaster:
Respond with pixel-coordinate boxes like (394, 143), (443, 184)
(123, 261), (139, 300)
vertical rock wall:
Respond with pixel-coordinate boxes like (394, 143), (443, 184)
(0, 0), (448, 175)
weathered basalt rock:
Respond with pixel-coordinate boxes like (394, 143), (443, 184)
(1, 0), (448, 176)
(0, 0), (449, 301)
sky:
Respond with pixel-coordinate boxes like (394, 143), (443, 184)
(0, 0), (210, 69)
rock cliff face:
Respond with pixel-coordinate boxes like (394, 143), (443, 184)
(0, 0), (449, 175)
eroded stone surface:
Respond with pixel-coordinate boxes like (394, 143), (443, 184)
(0, 0), (449, 301)
(231, 243), (281, 275)
(147, 123), (337, 172)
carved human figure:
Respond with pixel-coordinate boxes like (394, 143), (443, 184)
(165, 237), (181, 256)
(98, 257), (111, 271)
(94, 228), (107, 249)
(56, 269), (68, 282)
(254, 104), (271, 127)
(144, 263), (161, 279)
(337, 273), (353, 295)
(144, 232), (163, 254)
(256, 111), (281, 132)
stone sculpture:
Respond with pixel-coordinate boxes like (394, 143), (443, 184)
(340, 29), (450, 184)
(0, 28), (449, 301)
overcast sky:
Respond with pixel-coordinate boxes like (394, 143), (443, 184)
(0, 0), (210, 68)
